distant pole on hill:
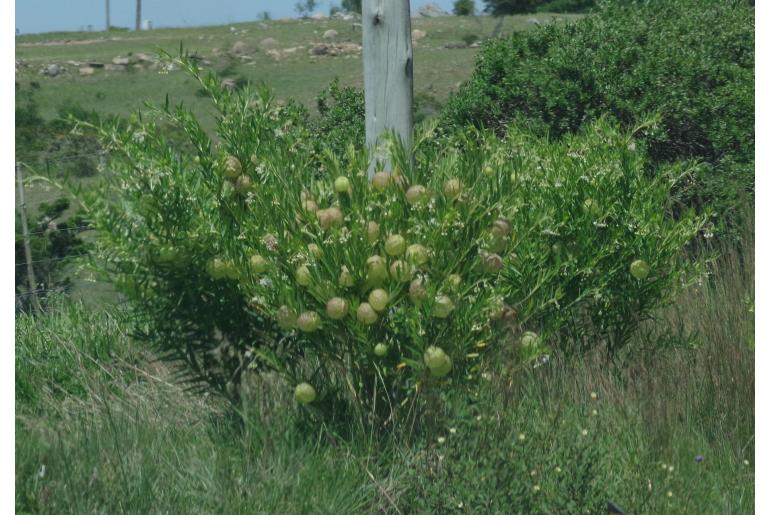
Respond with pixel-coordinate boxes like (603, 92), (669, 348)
(362, 0), (414, 178)
(105, 0), (111, 31)
(135, 0), (142, 31)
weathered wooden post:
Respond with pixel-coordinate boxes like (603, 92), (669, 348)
(16, 162), (41, 313)
(362, 0), (414, 178)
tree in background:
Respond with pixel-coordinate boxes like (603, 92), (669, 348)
(294, 0), (318, 17)
(484, 0), (537, 14)
(342, 0), (362, 14)
(454, 0), (476, 15)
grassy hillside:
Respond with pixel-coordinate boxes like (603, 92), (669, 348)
(15, 229), (754, 512)
(15, 14), (581, 122)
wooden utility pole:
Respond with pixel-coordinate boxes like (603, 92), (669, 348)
(16, 163), (41, 313)
(362, 0), (414, 178)
(105, 0), (111, 31)
(136, 0), (142, 31)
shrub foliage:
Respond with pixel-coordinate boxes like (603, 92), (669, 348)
(81, 57), (702, 426)
(445, 0), (754, 239)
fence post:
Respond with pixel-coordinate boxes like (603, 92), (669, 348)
(362, 0), (414, 178)
(16, 162), (41, 313)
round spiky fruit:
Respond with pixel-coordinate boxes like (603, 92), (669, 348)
(405, 185), (428, 206)
(297, 311), (321, 332)
(339, 266), (355, 287)
(409, 278), (428, 304)
(223, 155), (242, 179)
(367, 221), (380, 243)
(295, 265), (312, 286)
(491, 218), (512, 238)
(357, 302), (378, 325)
(385, 234), (407, 256)
(390, 260), (412, 282)
(326, 297), (349, 320)
(374, 343), (388, 357)
(294, 382), (317, 404)
(276, 305), (297, 330)
(334, 176), (351, 194)
(480, 252), (504, 273)
(368, 289), (389, 312)
(443, 179), (463, 199)
(488, 296), (505, 321)
(405, 244), (429, 266)
(371, 172), (391, 192)
(630, 259), (650, 280)
(366, 256), (388, 285)
(208, 258), (226, 279)
(249, 254), (269, 274)
(423, 346), (452, 377)
(156, 246), (179, 264)
(234, 174), (253, 194)
(433, 295), (455, 318)
(317, 207), (344, 230)
(302, 199), (318, 213)
(521, 331), (540, 348)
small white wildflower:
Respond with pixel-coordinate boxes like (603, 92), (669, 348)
(437, 436), (446, 444)
(668, 465), (674, 473)
(581, 429), (588, 436)
(518, 433), (526, 441)
(555, 466), (562, 473)
(449, 427), (457, 434)
(667, 491), (673, 498)
(532, 485), (541, 493)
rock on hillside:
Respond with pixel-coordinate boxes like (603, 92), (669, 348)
(230, 41), (257, 56)
(413, 3), (449, 17)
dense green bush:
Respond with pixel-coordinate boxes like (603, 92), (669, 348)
(483, 0), (594, 14)
(445, 0), (754, 240)
(454, 0), (476, 16)
(536, 0), (595, 12)
(80, 57), (701, 427)
(312, 79), (365, 161)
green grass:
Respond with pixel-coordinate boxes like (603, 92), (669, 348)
(15, 226), (754, 513)
(15, 14), (581, 122)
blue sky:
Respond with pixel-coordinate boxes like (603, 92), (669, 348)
(16, 0), (469, 34)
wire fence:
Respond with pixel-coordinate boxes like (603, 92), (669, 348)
(15, 153), (106, 310)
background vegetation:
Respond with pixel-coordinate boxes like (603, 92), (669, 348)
(15, 1), (753, 512)
(444, 0), (754, 242)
